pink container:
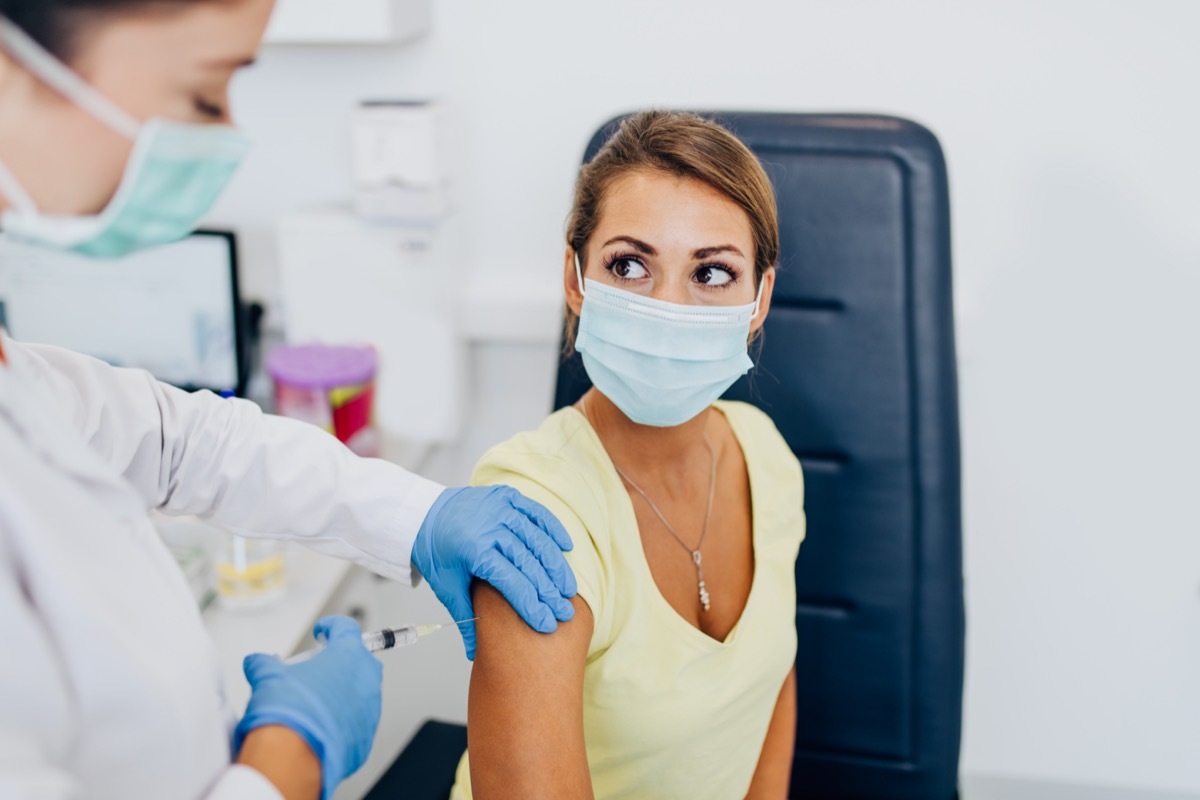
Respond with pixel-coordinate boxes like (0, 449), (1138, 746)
(267, 344), (379, 457)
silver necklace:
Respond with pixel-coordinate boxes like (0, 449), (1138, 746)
(579, 397), (717, 612)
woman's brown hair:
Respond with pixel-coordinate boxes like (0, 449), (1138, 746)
(565, 110), (779, 349)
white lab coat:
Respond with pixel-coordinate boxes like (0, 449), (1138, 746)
(0, 332), (445, 799)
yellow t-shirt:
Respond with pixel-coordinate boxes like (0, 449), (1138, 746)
(451, 400), (805, 800)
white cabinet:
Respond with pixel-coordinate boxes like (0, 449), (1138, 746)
(263, 0), (431, 45)
(276, 208), (466, 447)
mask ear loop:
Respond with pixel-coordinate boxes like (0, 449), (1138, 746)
(574, 251), (587, 298)
(751, 276), (765, 318)
(0, 157), (37, 214)
(0, 16), (139, 140)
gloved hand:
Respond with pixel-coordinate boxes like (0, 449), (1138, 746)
(234, 616), (382, 800)
(412, 485), (578, 660)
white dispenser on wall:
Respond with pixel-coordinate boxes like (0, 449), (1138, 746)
(264, 0), (431, 45)
(353, 100), (451, 224)
(276, 208), (464, 448)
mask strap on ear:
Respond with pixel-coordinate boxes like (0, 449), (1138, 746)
(0, 16), (139, 140)
(751, 276), (766, 317)
(574, 252), (587, 298)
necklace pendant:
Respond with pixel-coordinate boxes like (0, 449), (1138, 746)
(693, 550), (711, 612)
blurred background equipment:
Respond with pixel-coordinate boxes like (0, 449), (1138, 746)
(217, 534), (288, 610)
(275, 208), (465, 456)
(353, 100), (451, 224)
(263, 0), (431, 45)
(268, 343), (381, 457)
(0, 229), (247, 394)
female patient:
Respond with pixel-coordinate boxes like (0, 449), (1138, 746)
(452, 111), (805, 799)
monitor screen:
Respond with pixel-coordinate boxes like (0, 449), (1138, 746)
(0, 230), (243, 394)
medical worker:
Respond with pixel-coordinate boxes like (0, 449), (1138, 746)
(0, 1), (578, 798)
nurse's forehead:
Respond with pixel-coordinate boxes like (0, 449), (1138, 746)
(73, 2), (266, 73)
(596, 171), (754, 246)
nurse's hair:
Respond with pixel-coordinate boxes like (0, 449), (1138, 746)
(564, 110), (779, 351)
(0, 0), (212, 61)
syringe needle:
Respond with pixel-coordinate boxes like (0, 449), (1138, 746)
(284, 617), (482, 664)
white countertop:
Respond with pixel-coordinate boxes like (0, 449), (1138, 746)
(201, 542), (355, 713)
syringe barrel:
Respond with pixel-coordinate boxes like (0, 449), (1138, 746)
(360, 629), (394, 653)
(391, 626), (420, 648)
(361, 626), (419, 653)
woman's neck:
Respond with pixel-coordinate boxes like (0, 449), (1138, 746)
(579, 389), (717, 488)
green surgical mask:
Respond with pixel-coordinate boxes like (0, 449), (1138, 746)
(0, 17), (251, 259)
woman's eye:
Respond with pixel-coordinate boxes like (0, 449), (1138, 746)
(694, 265), (735, 287)
(607, 257), (648, 280)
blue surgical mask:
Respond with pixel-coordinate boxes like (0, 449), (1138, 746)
(0, 17), (251, 259)
(574, 256), (764, 427)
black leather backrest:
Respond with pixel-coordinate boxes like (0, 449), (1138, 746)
(553, 113), (964, 800)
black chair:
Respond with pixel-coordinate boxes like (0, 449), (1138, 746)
(365, 720), (467, 800)
(377, 112), (964, 800)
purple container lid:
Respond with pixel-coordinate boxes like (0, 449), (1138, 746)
(266, 344), (377, 390)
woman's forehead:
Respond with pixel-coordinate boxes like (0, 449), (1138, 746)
(595, 170), (754, 254)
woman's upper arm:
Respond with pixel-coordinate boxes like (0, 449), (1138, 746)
(744, 666), (797, 800)
(467, 584), (595, 800)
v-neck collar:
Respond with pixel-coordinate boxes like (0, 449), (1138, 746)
(573, 401), (762, 649)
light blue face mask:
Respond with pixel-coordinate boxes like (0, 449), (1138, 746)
(574, 256), (764, 427)
(0, 17), (251, 259)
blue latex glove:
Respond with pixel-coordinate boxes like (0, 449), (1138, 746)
(233, 616), (382, 800)
(412, 485), (578, 660)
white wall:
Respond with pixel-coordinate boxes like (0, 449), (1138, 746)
(208, 0), (1200, 794)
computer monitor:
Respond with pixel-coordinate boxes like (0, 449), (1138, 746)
(0, 230), (246, 395)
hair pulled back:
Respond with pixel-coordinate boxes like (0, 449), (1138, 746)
(0, 0), (212, 61)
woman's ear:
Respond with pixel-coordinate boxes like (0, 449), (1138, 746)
(749, 266), (776, 335)
(564, 246), (584, 317)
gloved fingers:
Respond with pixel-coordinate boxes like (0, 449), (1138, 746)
(436, 583), (478, 639)
(475, 551), (558, 634)
(315, 615), (366, 644)
(458, 620), (478, 662)
(497, 524), (575, 622)
(505, 489), (575, 552)
(502, 509), (579, 602)
(237, 628), (384, 799)
(436, 586), (478, 661)
(242, 652), (284, 684)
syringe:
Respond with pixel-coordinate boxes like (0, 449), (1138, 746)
(285, 618), (476, 665)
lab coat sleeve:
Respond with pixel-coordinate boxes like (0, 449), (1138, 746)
(16, 340), (444, 584)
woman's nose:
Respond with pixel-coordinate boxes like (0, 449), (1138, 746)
(652, 277), (692, 306)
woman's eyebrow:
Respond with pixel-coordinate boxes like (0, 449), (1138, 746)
(602, 236), (657, 255)
(601, 237), (745, 260)
(693, 244), (745, 259)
